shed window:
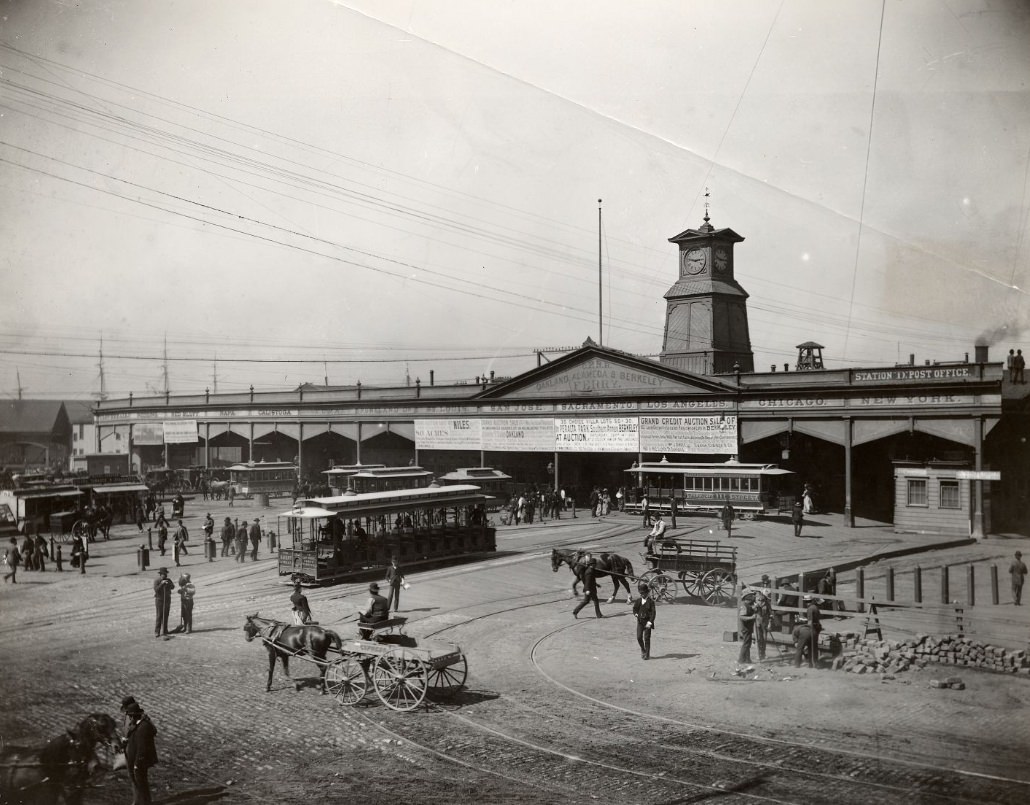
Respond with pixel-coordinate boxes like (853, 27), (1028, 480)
(939, 480), (960, 509)
(906, 478), (928, 507)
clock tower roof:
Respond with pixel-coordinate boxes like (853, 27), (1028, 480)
(668, 225), (745, 245)
(663, 276), (750, 300)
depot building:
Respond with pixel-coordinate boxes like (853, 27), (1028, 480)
(93, 215), (1028, 538)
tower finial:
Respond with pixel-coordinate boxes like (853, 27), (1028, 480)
(703, 187), (711, 225)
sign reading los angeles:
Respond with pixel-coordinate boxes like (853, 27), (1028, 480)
(638, 415), (738, 454)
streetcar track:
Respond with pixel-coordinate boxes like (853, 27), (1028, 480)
(345, 594), (1030, 804)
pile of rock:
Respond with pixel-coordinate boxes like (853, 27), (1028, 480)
(832, 633), (1030, 676)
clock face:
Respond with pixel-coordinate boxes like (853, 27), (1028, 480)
(713, 246), (729, 272)
(682, 247), (707, 275)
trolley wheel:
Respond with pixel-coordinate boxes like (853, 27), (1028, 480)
(372, 648), (428, 711)
(649, 572), (677, 604)
(701, 568), (736, 606)
(326, 656), (368, 706)
(679, 570), (705, 598)
(426, 655), (468, 699)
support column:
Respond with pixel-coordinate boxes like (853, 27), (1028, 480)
(297, 422), (303, 478)
(843, 417), (854, 527)
(355, 422), (362, 464)
(972, 416), (985, 538)
(248, 423), (254, 463)
(204, 423), (210, 468)
(553, 451), (559, 492)
(480, 450), (486, 468)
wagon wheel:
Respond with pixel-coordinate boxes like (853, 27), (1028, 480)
(649, 572), (677, 604)
(701, 568), (736, 606)
(426, 655), (468, 700)
(68, 520), (89, 543)
(372, 648), (428, 711)
(326, 656), (368, 706)
(679, 569), (705, 598)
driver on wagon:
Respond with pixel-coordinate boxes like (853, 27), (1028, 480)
(357, 582), (390, 639)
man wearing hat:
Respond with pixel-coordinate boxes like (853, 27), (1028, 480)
(385, 556), (405, 612)
(1009, 550), (1028, 605)
(792, 616), (816, 668)
(803, 594), (822, 666)
(177, 573), (196, 634)
(644, 513), (667, 552)
(234, 518), (248, 562)
(248, 517), (262, 561)
(153, 568), (174, 638)
(291, 582), (313, 625)
(632, 582), (656, 660)
(124, 699), (158, 805)
(737, 589), (757, 664)
(572, 554), (603, 619)
(357, 582), (390, 639)
(220, 517), (235, 557)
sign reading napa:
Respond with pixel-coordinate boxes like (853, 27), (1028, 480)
(414, 419), (482, 450)
(554, 417), (639, 452)
(639, 415), (738, 454)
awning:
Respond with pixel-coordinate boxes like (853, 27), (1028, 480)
(279, 506), (337, 519)
(92, 484), (150, 494)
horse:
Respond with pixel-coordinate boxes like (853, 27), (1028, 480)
(551, 548), (636, 603)
(243, 613), (343, 694)
(208, 480), (231, 500)
(0, 713), (121, 805)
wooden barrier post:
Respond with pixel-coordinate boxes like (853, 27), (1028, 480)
(941, 565), (950, 604)
(991, 565), (999, 605)
(886, 567), (895, 602)
(967, 564), (975, 607)
(914, 566), (922, 603)
(856, 567), (865, 613)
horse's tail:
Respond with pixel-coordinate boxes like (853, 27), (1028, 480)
(622, 557), (634, 578)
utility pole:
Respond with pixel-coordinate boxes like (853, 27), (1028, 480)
(97, 332), (108, 401)
(162, 334), (170, 395)
(212, 357), (218, 394)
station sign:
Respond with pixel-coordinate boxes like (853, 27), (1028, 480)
(955, 470), (1001, 481)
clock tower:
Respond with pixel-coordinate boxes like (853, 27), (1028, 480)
(659, 210), (754, 375)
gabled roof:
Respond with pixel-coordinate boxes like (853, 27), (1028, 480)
(668, 224), (745, 244)
(0, 400), (70, 434)
(63, 400), (95, 425)
(475, 340), (737, 400)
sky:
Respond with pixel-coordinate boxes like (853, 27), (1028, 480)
(1, 0), (1028, 399)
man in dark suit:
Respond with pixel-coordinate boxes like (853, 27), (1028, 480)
(632, 582), (656, 659)
(357, 582), (390, 639)
(124, 701), (158, 805)
(572, 555), (603, 619)
(385, 556), (404, 612)
(153, 568), (174, 638)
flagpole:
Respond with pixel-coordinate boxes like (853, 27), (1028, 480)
(598, 198), (603, 346)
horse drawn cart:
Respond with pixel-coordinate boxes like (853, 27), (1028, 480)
(640, 538), (737, 606)
(244, 614), (468, 712)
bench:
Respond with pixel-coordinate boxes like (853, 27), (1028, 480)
(358, 616), (407, 640)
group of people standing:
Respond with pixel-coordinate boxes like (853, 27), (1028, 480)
(153, 566), (196, 637)
(217, 516), (264, 562)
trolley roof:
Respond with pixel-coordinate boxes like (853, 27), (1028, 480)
(229, 461), (298, 471)
(628, 462), (794, 477)
(281, 484), (492, 519)
(322, 463), (387, 477)
(437, 467), (512, 482)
